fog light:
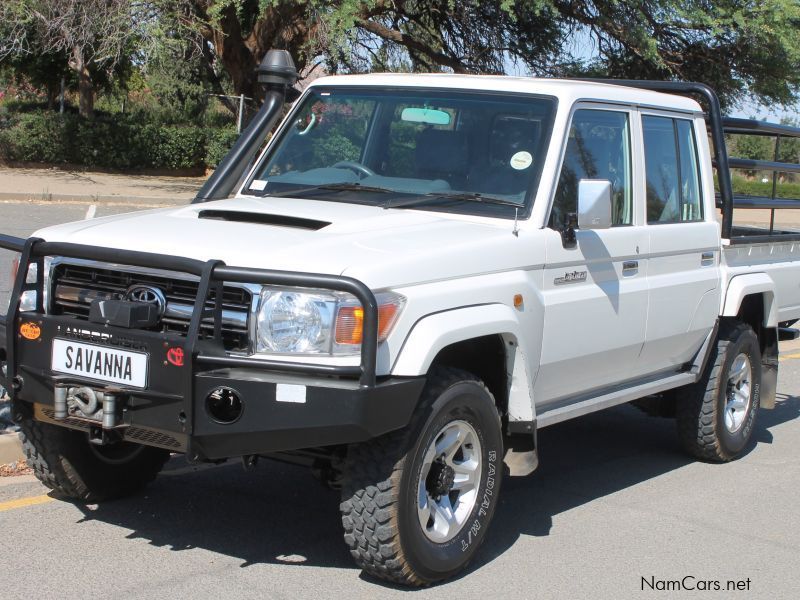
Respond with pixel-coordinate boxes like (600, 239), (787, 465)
(205, 387), (244, 424)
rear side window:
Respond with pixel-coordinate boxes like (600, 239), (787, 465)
(643, 116), (703, 223)
(550, 109), (632, 228)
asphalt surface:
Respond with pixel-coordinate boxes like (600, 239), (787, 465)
(1, 200), (800, 599)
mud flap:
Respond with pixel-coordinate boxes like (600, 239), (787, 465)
(760, 327), (778, 409)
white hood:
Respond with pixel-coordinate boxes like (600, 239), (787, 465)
(34, 196), (529, 289)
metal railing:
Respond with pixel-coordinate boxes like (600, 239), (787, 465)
(722, 117), (800, 238)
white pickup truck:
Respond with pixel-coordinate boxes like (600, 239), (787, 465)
(2, 51), (800, 585)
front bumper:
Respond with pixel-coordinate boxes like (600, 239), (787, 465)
(15, 329), (424, 460)
(0, 235), (424, 460)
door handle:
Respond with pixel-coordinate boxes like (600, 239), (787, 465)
(622, 260), (638, 274)
(701, 251), (715, 266)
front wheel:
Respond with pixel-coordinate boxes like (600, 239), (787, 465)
(340, 367), (503, 586)
(19, 415), (170, 502)
(676, 321), (761, 462)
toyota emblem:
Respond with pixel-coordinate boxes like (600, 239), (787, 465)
(124, 284), (167, 317)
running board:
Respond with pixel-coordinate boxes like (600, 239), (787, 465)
(537, 372), (696, 428)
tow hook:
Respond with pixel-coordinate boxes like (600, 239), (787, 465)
(88, 425), (123, 446)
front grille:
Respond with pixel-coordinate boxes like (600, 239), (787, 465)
(50, 263), (252, 351)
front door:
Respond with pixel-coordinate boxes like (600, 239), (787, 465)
(535, 106), (649, 406)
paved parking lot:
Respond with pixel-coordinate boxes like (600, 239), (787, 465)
(1, 382), (799, 599)
(1, 198), (799, 599)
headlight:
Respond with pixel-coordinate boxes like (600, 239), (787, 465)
(256, 290), (334, 353)
(255, 288), (405, 355)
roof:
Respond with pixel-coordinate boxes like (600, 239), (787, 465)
(306, 73), (703, 113)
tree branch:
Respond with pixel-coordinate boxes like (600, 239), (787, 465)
(355, 17), (470, 73)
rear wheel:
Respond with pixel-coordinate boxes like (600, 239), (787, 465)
(19, 416), (170, 502)
(340, 367), (503, 586)
(677, 321), (761, 462)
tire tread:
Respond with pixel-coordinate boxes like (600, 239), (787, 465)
(340, 367), (488, 586)
(676, 320), (759, 462)
(18, 416), (168, 502)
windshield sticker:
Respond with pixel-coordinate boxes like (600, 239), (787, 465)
(510, 151), (533, 170)
(250, 179), (268, 191)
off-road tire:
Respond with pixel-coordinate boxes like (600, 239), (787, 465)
(340, 367), (503, 586)
(19, 416), (170, 502)
(676, 321), (761, 462)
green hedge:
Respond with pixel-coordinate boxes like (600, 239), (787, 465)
(732, 174), (800, 200)
(0, 111), (240, 170)
(205, 125), (240, 168)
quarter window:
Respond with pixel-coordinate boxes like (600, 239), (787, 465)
(643, 116), (703, 223)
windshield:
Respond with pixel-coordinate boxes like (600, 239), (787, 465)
(245, 87), (556, 219)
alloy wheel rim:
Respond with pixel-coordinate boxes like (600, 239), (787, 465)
(417, 420), (482, 543)
(724, 352), (753, 434)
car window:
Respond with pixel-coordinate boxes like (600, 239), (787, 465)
(550, 109), (632, 229)
(247, 88), (556, 219)
(643, 115), (703, 223)
(383, 105), (456, 178)
(263, 97), (376, 176)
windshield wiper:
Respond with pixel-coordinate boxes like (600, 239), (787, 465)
(385, 191), (524, 209)
(265, 182), (395, 198)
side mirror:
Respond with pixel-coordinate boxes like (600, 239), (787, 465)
(577, 179), (612, 230)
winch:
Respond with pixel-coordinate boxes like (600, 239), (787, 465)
(54, 385), (123, 429)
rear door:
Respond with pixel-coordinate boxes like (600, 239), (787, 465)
(638, 112), (721, 372)
(535, 104), (649, 406)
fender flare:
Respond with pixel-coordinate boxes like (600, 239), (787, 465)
(721, 273), (777, 327)
(391, 304), (535, 423)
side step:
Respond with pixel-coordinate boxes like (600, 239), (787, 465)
(779, 327), (799, 341)
(537, 372), (696, 428)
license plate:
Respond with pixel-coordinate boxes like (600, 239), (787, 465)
(51, 338), (149, 388)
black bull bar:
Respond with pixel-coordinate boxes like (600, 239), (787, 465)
(0, 234), (404, 459)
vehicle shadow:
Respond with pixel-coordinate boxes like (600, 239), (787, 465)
(68, 394), (800, 580)
(470, 393), (800, 575)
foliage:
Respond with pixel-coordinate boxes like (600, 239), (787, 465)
(777, 119), (800, 165)
(1, 0), (799, 172)
(0, 1), (168, 117)
(205, 125), (240, 167)
(0, 110), (226, 170)
(0, 111), (74, 163)
(2, 1), (799, 111)
(147, 124), (208, 169)
(726, 118), (800, 179)
(188, 0), (800, 109)
(731, 174), (800, 199)
(729, 133), (774, 162)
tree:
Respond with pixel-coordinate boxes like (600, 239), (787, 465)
(2, 1), (798, 119)
(0, 1), (139, 117)
(0, 46), (72, 110)
(777, 118), (800, 167)
(185, 1), (800, 110)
